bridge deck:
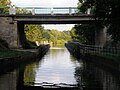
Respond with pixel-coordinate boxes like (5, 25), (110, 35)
(6, 14), (97, 24)
(0, 14), (100, 24)
(0, 7), (100, 24)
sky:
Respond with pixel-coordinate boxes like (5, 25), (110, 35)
(10, 0), (78, 31)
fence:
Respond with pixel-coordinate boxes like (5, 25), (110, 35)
(67, 42), (120, 57)
(82, 44), (120, 56)
(0, 6), (78, 15)
(0, 6), (93, 15)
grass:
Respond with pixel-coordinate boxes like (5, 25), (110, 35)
(0, 49), (30, 58)
(0, 38), (33, 58)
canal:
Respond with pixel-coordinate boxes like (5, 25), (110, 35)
(0, 47), (120, 90)
(23, 47), (80, 87)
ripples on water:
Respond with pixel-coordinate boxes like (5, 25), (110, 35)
(0, 47), (120, 90)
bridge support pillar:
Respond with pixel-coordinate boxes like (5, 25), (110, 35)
(0, 17), (20, 48)
(95, 26), (107, 47)
(17, 22), (29, 48)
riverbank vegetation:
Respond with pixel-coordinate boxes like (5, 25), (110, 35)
(0, 49), (28, 58)
(0, 38), (28, 58)
(24, 24), (71, 47)
(71, 0), (120, 47)
(69, 0), (120, 60)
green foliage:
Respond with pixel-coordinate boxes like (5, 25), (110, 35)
(0, 50), (29, 58)
(70, 23), (104, 45)
(25, 24), (44, 42)
(0, 0), (10, 14)
(24, 25), (71, 46)
(75, 0), (104, 45)
(77, 0), (96, 14)
(70, 24), (96, 45)
(16, 8), (31, 14)
(24, 63), (36, 86)
(78, 0), (120, 46)
(0, 0), (10, 6)
(27, 40), (37, 49)
(0, 0), (11, 14)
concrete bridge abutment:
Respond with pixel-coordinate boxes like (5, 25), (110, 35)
(0, 17), (20, 48)
(95, 26), (107, 47)
(0, 15), (108, 48)
(17, 22), (29, 49)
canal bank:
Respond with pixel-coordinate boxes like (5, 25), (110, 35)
(0, 44), (50, 74)
(65, 42), (120, 72)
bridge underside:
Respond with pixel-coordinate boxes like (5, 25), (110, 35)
(17, 20), (96, 24)
(13, 14), (101, 24)
(0, 14), (103, 48)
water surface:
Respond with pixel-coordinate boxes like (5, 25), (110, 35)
(0, 47), (120, 90)
(24, 47), (81, 86)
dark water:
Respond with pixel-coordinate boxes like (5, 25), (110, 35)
(0, 47), (120, 90)
(23, 47), (80, 86)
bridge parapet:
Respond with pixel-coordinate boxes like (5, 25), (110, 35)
(16, 7), (78, 15)
(0, 6), (90, 15)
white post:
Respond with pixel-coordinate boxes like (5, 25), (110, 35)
(9, 5), (16, 15)
(51, 7), (54, 15)
(69, 7), (72, 15)
(87, 8), (91, 14)
(35, 41), (39, 46)
(32, 8), (35, 15)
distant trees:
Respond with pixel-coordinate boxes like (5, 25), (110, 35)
(25, 24), (44, 42)
(0, 0), (10, 7)
(0, 0), (11, 13)
(24, 24), (71, 47)
(16, 8), (31, 14)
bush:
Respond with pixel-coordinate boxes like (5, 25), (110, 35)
(27, 40), (37, 49)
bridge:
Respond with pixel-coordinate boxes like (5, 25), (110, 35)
(0, 7), (96, 24)
(0, 7), (105, 48)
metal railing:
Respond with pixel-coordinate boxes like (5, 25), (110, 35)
(0, 6), (79, 15)
(81, 44), (120, 57)
(67, 42), (120, 57)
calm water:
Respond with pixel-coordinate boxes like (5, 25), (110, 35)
(24, 47), (81, 86)
(0, 47), (120, 90)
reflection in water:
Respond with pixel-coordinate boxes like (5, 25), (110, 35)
(0, 70), (17, 90)
(75, 59), (120, 90)
(24, 48), (81, 85)
(24, 63), (37, 86)
(0, 48), (120, 89)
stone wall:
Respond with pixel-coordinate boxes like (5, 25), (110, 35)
(0, 71), (17, 90)
(0, 17), (19, 48)
(95, 26), (107, 47)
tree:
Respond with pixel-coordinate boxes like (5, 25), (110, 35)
(0, 0), (11, 14)
(78, 0), (120, 46)
(16, 8), (31, 14)
(70, 24), (96, 45)
(24, 24), (44, 42)
(24, 25), (71, 47)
